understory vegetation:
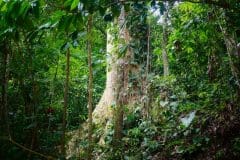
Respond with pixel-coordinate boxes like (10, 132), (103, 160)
(0, 0), (240, 160)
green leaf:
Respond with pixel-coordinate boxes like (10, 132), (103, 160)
(38, 22), (51, 29)
(8, 1), (21, 18)
(58, 15), (73, 31)
(26, 30), (39, 42)
(19, 1), (30, 18)
(64, 0), (72, 6)
(71, 0), (79, 10)
(119, 44), (128, 57)
(70, 30), (79, 40)
(0, 28), (14, 37)
(25, 122), (37, 129)
(186, 47), (193, 53)
(0, 1), (7, 12)
(72, 14), (83, 30)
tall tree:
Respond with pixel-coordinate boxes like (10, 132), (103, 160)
(61, 46), (70, 157)
(162, 3), (170, 76)
(0, 41), (9, 134)
(87, 14), (94, 160)
(92, 1), (148, 143)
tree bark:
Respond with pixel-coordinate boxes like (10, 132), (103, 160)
(93, 3), (148, 142)
(162, 10), (170, 76)
(221, 30), (240, 100)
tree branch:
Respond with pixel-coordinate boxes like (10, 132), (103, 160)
(0, 136), (55, 160)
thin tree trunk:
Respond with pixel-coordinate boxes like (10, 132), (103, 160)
(49, 55), (60, 106)
(87, 14), (93, 160)
(28, 80), (39, 159)
(162, 10), (170, 76)
(143, 21), (151, 118)
(1, 41), (9, 135)
(61, 47), (70, 157)
(48, 56), (59, 131)
(25, 42), (39, 159)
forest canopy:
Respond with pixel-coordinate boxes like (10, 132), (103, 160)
(0, 0), (240, 159)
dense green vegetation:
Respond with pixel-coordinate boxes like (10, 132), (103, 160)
(0, 0), (240, 160)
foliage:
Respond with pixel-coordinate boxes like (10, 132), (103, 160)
(0, 0), (106, 158)
(0, 0), (240, 159)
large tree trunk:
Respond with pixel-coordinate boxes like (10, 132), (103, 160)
(92, 7), (132, 126)
(66, 3), (148, 158)
(93, 3), (148, 142)
(92, 7), (132, 147)
(93, 7), (147, 124)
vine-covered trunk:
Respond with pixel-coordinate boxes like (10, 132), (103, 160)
(222, 31), (240, 101)
(92, 7), (131, 127)
(93, 3), (148, 141)
(66, 3), (148, 158)
(92, 7), (131, 146)
(217, 9), (240, 102)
